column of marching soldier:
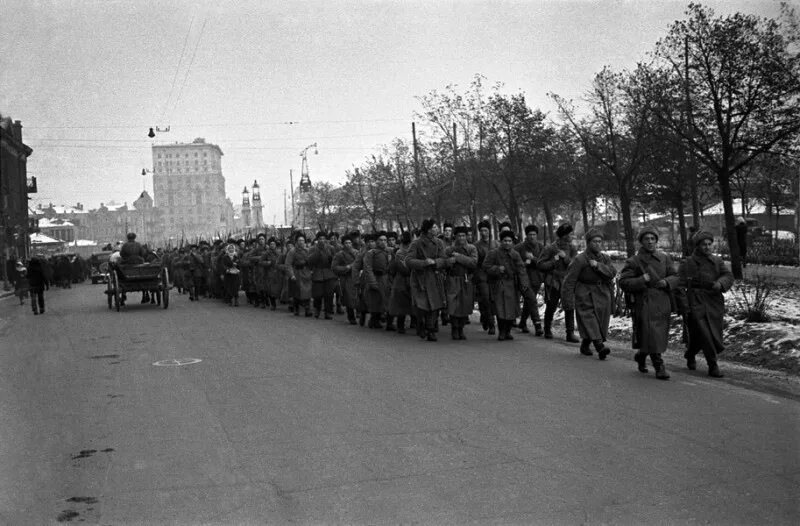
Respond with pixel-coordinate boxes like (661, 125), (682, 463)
(164, 219), (734, 381)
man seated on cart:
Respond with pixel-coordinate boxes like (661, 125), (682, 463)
(120, 232), (147, 265)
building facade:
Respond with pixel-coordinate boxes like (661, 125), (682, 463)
(0, 115), (33, 285)
(151, 137), (234, 240)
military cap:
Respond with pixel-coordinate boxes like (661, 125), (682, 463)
(477, 220), (491, 230)
(256, 232), (266, 239)
(315, 231), (327, 240)
(126, 232), (136, 240)
(555, 223), (573, 238)
(443, 222), (454, 230)
(584, 228), (604, 242)
(637, 226), (659, 242)
(692, 231), (714, 245)
(420, 218), (438, 233)
(453, 225), (470, 236)
(498, 221), (512, 232)
(524, 224), (539, 235)
(386, 231), (398, 239)
(499, 230), (516, 241)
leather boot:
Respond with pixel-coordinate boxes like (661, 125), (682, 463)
(594, 340), (610, 360)
(534, 323), (544, 337)
(684, 351), (697, 370)
(359, 311), (366, 326)
(385, 316), (395, 331)
(396, 316), (406, 334)
(518, 314), (530, 333)
(653, 354), (670, 380)
(459, 327), (466, 340)
(708, 363), (724, 378)
(452, 326), (459, 340)
(634, 352), (649, 373)
(564, 309), (579, 343)
(487, 319), (496, 336)
(543, 310), (554, 339)
(497, 321), (506, 341)
(579, 339), (593, 356)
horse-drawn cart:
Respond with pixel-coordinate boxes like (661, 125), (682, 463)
(106, 263), (170, 311)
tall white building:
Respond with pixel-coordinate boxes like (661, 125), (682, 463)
(151, 138), (233, 240)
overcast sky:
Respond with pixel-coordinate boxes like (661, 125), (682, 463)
(0, 0), (781, 221)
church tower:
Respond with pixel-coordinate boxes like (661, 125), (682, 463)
(241, 186), (251, 228)
(251, 180), (263, 227)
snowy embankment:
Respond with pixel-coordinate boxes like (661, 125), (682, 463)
(606, 282), (800, 375)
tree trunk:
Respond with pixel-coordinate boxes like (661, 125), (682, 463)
(581, 197), (590, 233)
(542, 199), (555, 243)
(718, 168), (742, 279)
(676, 199), (688, 256)
(619, 184), (636, 256)
(690, 166), (701, 228)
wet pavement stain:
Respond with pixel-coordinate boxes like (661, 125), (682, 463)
(101, 448), (115, 453)
(56, 509), (79, 522)
(66, 497), (98, 504)
(109, 361), (120, 364)
(89, 354), (119, 359)
(106, 394), (122, 398)
(71, 449), (96, 459)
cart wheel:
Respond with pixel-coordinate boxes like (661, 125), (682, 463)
(106, 277), (113, 309)
(112, 271), (121, 312)
(161, 268), (170, 309)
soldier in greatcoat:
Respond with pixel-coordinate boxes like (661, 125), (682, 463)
(186, 244), (206, 302)
(246, 234), (268, 308)
(674, 231), (734, 378)
(261, 237), (283, 310)
(220, 242), (241, 306)
(538, 223), (579, 342)
(363, 231), (392, 329)
(474, 220), (498, 335)
(332, 235), (359, 324)
(388, 231), (414, 334)
(308, 231), (338, 319)
(483, 230), (529, 341)
(327, 231), (345, 314)
(406, 218), (449, 341)
(444, 226), (478, 340)
(352, 233), (376, 327)
(514, 224), (545, 336)
(278, 240), (294, 310)
(285, 232), (313, 317)
(619, 227), (681, 380)
(561, 229), (616, 359)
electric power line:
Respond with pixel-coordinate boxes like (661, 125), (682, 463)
(170, 17), (207, 117)
(25, 118), (409, 129)
(159, 12), (196, 122)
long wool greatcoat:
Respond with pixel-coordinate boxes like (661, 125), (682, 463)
(260, 247), (283, 298)
(537, 239), (578, 295)
(285, 246), (312, 300)
(675, 251), (735, 356)
(619, 249), (680, 355)
(388, 246), (413, 316)
(332, 247), (358, 309)
(483, 246), (529, 321)
(246, 245), (268, 293)
(307, 243), (338, 297)
(561, 250), (616, 341)
(363, 247), (391, 312)
(444, 242), (478, 317)
(514, 240), (544, 291)
(406, 235), (448, 312)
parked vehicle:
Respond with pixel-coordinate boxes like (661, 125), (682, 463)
(89, 251), (113, 284)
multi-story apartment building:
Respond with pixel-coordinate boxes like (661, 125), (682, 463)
(0, 115), (34, 283)
(151, 137), (234, 240)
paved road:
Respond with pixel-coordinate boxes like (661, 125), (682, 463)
(1, 284), (798, 525)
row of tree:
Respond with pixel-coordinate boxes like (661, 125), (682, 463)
(303, 4), (800, 278)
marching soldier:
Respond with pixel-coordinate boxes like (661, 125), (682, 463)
(388, 231), (414, 334)
(262, 237), (283, 310)
(561, 229), (616, 359)
(308, 231), (338, 319)
(675, 231), (734, 378)
(363, 231), (392, 329)
(221, 242), (241, 306)
(619, 227), (680, 379)
(248, 234), (269, 308)
(515, 224), (544, 336)
(406, 219), (448, 341)
(444, 226), (478, 340)
(483, 230), (529, 341)
(332, 235), (359, 324)
(538, 223), (579, 342)
(285, 232), (313, 317)
(474, 220), (498, 335)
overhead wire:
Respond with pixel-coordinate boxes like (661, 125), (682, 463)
(159, 12), (196, 122)
(170, 17), (208, 118)
(25, 118), (410, 129)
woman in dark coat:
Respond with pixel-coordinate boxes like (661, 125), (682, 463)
(619, 227), (680, 379)
(406, 219), (449, 341)
(444, 226), (478, 340)
(285, 233), (313, 316)
(483, 230), (529, 341)
(561, 229), (616, 359)
(675, 231), (735, 378)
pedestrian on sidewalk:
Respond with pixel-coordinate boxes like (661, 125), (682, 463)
(14, 261), (29, 306)
(27, 254), (46, 315)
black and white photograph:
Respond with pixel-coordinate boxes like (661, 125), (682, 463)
(1, 0), (798, 524)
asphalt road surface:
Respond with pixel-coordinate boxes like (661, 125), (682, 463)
(1, 284), (798, 525)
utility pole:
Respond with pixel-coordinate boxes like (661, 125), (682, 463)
(289, 169), (294, 225)
(412, 122), (420, 181)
